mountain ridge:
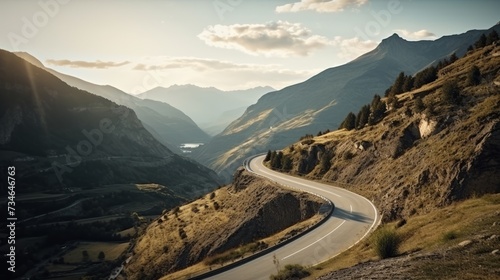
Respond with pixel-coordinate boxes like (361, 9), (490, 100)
(13, 52), (210, 153)
(195, 24), (500, 181)
(138, 84), (274, 135)
(0, 48), (220, 196)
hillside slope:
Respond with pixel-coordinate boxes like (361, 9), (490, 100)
(14, 52), (209, 152)
(0, 49), (220, 199)
(271, 43), (500, 222)
(124, 169), (324, 280)
(195, 25), (500, 181)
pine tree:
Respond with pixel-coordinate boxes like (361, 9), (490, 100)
(442, 80), (460, 104)
(339, 112), (356, 130)
(282, 155), (293, 171)
(390, 72), (405, 96)
(466, 65), (481, 86)
(356, 105), (370, 129)
(449, 53), (458, 63)
(402, 75), (414, 93)
(270, 150), (277, 165)
(413, 66), (437, 89)
(486, 30), (499, 45)
(271, 151), (283, 169)
(369, 95), (386, 125)
(474, 34), (487, 49)
(264, 150), (272, 162)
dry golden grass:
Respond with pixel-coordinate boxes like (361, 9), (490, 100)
(308, 193), (500, 279)
(126, 171), (327, 280)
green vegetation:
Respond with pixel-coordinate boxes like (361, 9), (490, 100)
(270, 264), (310, 280)
(466, 65), (481, 86)
(205, 241), (268, 266)
(414, 96), (425, 113)
(308, 195), (500, 280)
(467, 30), (499, 52)
(339, 112), (356, 130)
(441, 80), (460, 105)
(442, 230), (458, 241)
(339, 94), (388, 131)
(373, 227), (400, 259)
(267, 150), (294, 171)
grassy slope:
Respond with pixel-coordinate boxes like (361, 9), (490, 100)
(277, 43), (500, 222)
(258, 44), (500, 279)
(311, 194), (500, 279)
(125, 170), (325, 280)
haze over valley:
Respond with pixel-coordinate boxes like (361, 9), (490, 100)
(1, 1), (499, 279)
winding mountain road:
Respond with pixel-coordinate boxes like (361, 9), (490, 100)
(206, 154), (379, 280)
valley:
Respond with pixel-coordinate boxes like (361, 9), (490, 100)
(1, 4), (499, 279)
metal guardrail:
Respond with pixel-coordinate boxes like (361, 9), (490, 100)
(184, 154), (334, 280)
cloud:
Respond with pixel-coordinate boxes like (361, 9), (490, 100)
(276, 0), (369, 13)
(198, 21), (331, 57)
(133, 57), (245, 71)
(394, 29), (436, 40)
(332, 36), (378, 59)
(46, 59), (129, 69)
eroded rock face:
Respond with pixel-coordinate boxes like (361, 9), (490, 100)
(124, 169), (323, 280)
(287, 94), (499, 223)
(419, 117), (438, 138)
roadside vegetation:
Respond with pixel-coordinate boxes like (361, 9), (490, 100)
(270, 264), (311, 280)
(307, 194), (500, 279)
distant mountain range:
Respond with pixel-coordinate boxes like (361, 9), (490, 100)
(138, 84), (274, 135)
(14, 52), (209, 153)
(0, 49), (220, 197)
(195, 24), (500, 181)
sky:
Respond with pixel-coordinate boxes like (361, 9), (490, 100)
(0, 0), (499, 94)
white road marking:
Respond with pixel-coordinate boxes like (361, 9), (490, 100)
(254, 161), (342, 198)
(282, 220), (347, 260)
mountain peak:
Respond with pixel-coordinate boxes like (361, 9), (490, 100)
(382, 33), (405, 43)
(376, 32), (407, 51)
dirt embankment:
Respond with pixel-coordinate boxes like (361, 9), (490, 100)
(124, 169), (324, 280)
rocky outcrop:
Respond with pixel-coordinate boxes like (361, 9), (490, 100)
(281, 44), (500, 223)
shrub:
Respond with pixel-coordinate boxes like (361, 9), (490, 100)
(414, 96), (425, 113)
(373, 228), (400, 259)
(213, 201), (220, 210)
(270, 264), (310, 280)
(442, 231), (458, 241)
(441, 80), (460, 104)
(466, 65), (481, 86)
(342, 151), (354, 160)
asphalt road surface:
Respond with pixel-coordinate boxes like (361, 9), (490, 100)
(207, 154), (379, 280)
